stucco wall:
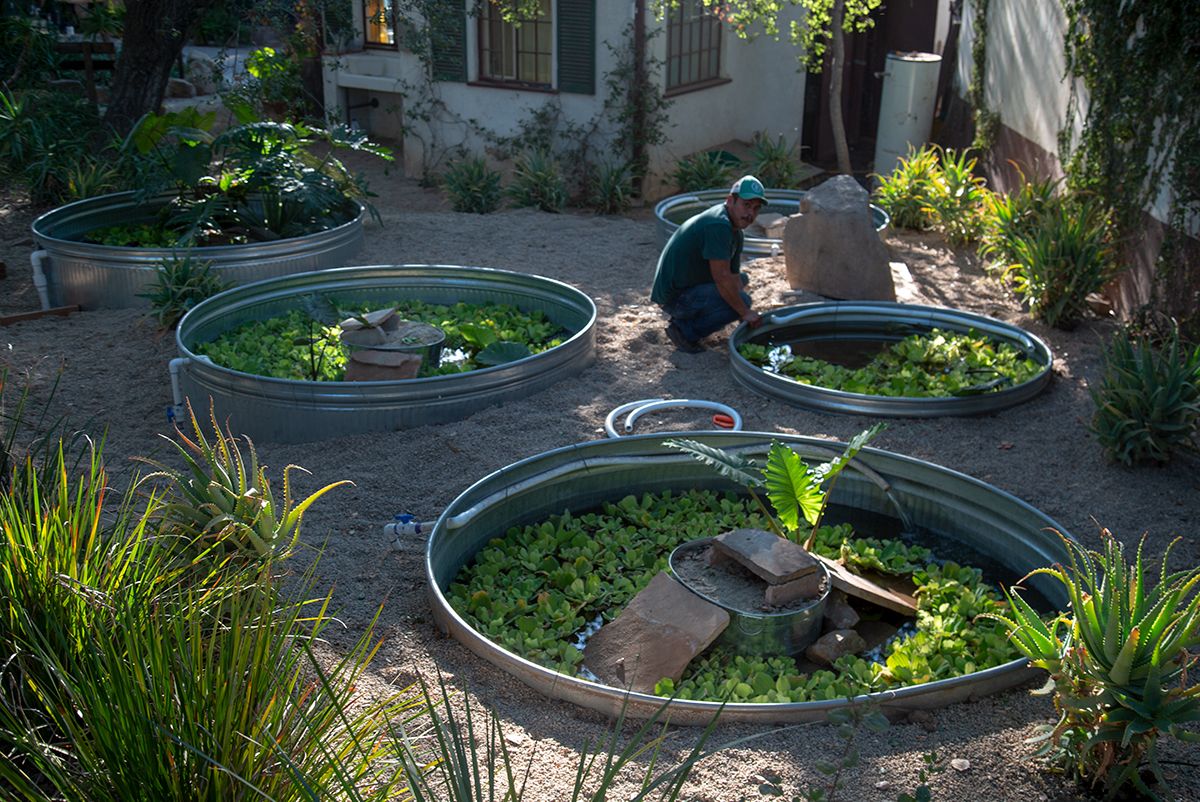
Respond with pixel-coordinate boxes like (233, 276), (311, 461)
(323, 1), (808, 195)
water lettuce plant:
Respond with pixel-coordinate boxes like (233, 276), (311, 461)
(738, 328), (1043, 398)
(194, 299), (566, 381)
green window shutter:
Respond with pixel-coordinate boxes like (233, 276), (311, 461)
(428, 0), (467, 82)
(557, 0), (595, 94)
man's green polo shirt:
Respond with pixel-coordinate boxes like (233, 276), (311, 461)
(651, 203), (744, 306)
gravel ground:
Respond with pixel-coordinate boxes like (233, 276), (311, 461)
(2, 157), (1199, 800)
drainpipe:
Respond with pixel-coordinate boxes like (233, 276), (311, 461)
(167, 357), (190, 423)
(29, 250), (51, 310)
(631, 0), (647, 197)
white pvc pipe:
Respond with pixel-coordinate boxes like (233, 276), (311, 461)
(384, 517), (437, 548)
(167, 357), (189, 421)
(622, 399), (742, 434)
(29, 250), (51, 310)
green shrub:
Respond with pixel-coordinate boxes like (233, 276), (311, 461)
(986, 530), (1200, 799)
(0, 89), (107, 204)
(1002, 196), (1115, 328)
(872, 144), (941, 230)
(1090, 322), (1200, 465)
(587, 159), (633, 214)
(671, 150), (738, 192)
(929, 148), (988, 244)
(978, 170), (1059, 271)
(507, 149), (567, 212)
(749, 131), (802, 188)
(442, 154), (503, 213)
(138, 255), (229, 329)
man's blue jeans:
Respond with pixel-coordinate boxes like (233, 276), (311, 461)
(660, 274), (750, 343)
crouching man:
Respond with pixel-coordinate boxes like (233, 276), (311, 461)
(650, 175), (766, 354)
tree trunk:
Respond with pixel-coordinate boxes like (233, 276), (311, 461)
(103, 0), (215, 136)
(828, 0), (852, 175)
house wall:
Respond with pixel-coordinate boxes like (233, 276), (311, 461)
(323, 1), (808, 197)
(954, 0), (1197, 321)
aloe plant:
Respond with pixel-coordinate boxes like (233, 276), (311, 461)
(984, 530), (1200, 799)
(664, 423), (885, 549)
(143, 400), (351, 561)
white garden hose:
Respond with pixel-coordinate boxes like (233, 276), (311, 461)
(603, 398), (743, 438)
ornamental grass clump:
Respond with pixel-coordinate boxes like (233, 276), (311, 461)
(1090, 322), (1200, 465)
(671, 150), (738, 192)
(872, 144), (943, 231)
(507, 149), (568, 212)
(985, 531), (1200, 800)
(442, 154), (503, 213)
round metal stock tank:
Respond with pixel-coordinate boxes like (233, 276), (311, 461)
(426, 432), (1071, 725)
(730, 301), (1054, 417)
(654, 188), (890, 256)
(31, 191), (365, 309)
(174, 265), (596, 443)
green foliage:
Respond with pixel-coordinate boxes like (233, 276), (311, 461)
(138, 255), (229, 329)
(0, 15), (60, 91)
(1000, 196), (1115, 329)
(750, 131), (803, 188)
(195, 299), (566, 381)
(122, 113), (392, 244)
(0, 421), (430, 800)
(142, 401), (351, 562)
(587, 159), (634, 214)
(738, 328), (1044, 398)
(506, 149), (568, 212)
(1090, 323), (1200, 465)
(450, 487), (1020, 698)
(441, 154), (503, 213)
(873, 145), (987, 242)
(872, 145), (942, 231)
(928, 148), (988, 244)
(239, 46), (306, 118)
(977, 169), (1059, 270)
(985, 530), (1200, 799)
(967, 0), (997, 150)
(671, 150), (737, 192)
(0, 88), (107, 204)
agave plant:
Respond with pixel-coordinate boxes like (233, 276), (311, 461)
(984, 530), (1200, 799)
(664, 424), (885, 548)
(143, 400), (350, 561)
(1090, 323), (1200, 465)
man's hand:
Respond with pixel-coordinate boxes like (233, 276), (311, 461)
(742, 310), (763, 328)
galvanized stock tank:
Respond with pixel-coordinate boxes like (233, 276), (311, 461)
(655, 188), (890, 256)
(30, 191), (364, 309)
(173, 265), (596, 443)
(426, 432), (1071, 724)
(730, 301), (1054, 417)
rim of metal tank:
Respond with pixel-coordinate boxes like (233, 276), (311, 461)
(425, 430), (1072, 725)
(654, 187), (890, 257)
(172, 264), (597, 442)
(31, 190), (364, 264)
(728, 301), (1055, 417)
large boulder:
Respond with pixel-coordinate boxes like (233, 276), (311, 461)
(783, 175), (896, 301)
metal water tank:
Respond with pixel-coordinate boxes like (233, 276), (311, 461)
(872, 51), (943, 180)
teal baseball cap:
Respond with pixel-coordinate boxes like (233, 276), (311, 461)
(730, 175), (767, 202)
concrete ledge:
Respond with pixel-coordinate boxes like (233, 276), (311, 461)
(333, 72), (405, 93)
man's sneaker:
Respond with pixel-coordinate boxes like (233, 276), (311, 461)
(666, 322), (704, 354)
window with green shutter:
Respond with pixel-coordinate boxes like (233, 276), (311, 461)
(428, 0), (467, 82)
(557, 0), (595, 94)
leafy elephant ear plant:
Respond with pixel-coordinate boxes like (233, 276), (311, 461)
(665, 423), (886, 549)
(985, 530), (1200, 799)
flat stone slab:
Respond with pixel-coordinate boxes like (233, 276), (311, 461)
(584, 572), (728, 693)
(711, 528), (820, 584)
